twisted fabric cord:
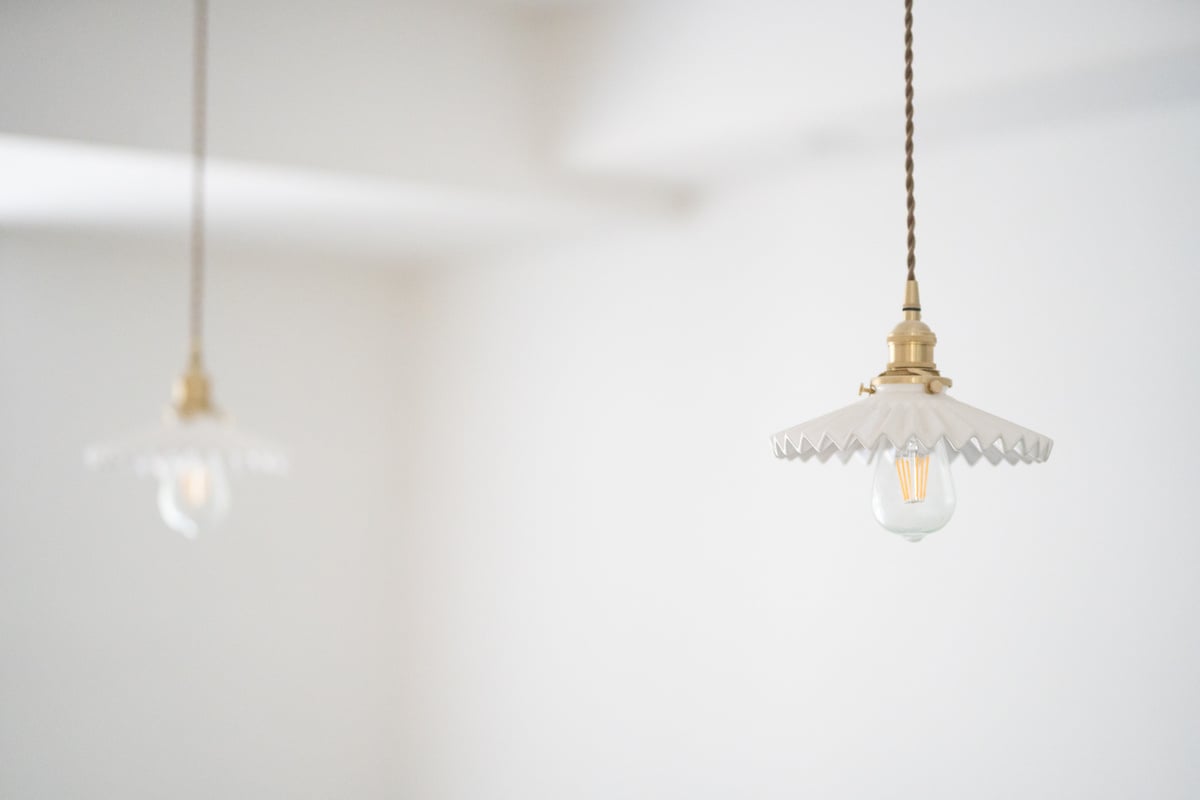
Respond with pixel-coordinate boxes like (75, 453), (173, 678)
(904, 0), (917, 281)
(190, 0), (208, 357)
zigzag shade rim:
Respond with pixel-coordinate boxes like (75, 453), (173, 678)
(85, 416), (288, 476)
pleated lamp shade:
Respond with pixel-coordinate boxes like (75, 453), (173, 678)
(772, 384), (1053, 466)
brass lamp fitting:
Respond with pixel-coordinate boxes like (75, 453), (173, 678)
(869, 280), (953, 394)
(172, 348), (218, 418)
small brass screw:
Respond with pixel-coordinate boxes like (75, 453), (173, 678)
(858, 383), (877, 396)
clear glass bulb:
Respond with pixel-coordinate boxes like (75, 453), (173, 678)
(871, 438), (955, 542)
(155, 454), (231, 538)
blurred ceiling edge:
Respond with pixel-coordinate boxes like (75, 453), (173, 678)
(0, 134), (685, 263)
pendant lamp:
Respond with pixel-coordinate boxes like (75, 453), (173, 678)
(86, 0), (286, 538)
(772, 0), (1051, 542)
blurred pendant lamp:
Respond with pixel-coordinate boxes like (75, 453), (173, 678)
(86, 0), (286, 538)
(771, 0), (1052, 542)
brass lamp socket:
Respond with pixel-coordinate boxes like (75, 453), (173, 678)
(172, 350), (218, 418)
(869, 280), (953, 394)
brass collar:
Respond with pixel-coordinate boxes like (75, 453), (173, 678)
(172, 350), (218, 418)
(865, 280), (952, 394)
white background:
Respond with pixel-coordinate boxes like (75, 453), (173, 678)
(1, 1), (1199, 797)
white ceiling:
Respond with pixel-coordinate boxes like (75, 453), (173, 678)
(2, 0), (1198, 260)
(549, 0), (1200, 181)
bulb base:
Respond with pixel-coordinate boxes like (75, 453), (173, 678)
(870, 280), (953, 394)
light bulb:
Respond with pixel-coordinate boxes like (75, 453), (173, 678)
(871, 437), (955, 542)
(156, 454), (231, 538)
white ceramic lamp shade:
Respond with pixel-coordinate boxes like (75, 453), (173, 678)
(771, 384), (1053, 466)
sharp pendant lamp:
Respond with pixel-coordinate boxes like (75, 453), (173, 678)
(772, 0), (1051, 542)
(86, 0), (286, 538)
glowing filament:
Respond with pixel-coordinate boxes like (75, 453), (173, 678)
(179, 466), (211, 509)
(894, 452), (930, 503)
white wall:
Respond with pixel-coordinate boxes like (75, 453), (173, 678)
(0, 234), (421, 798)
(399, 100), (1200, 798)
